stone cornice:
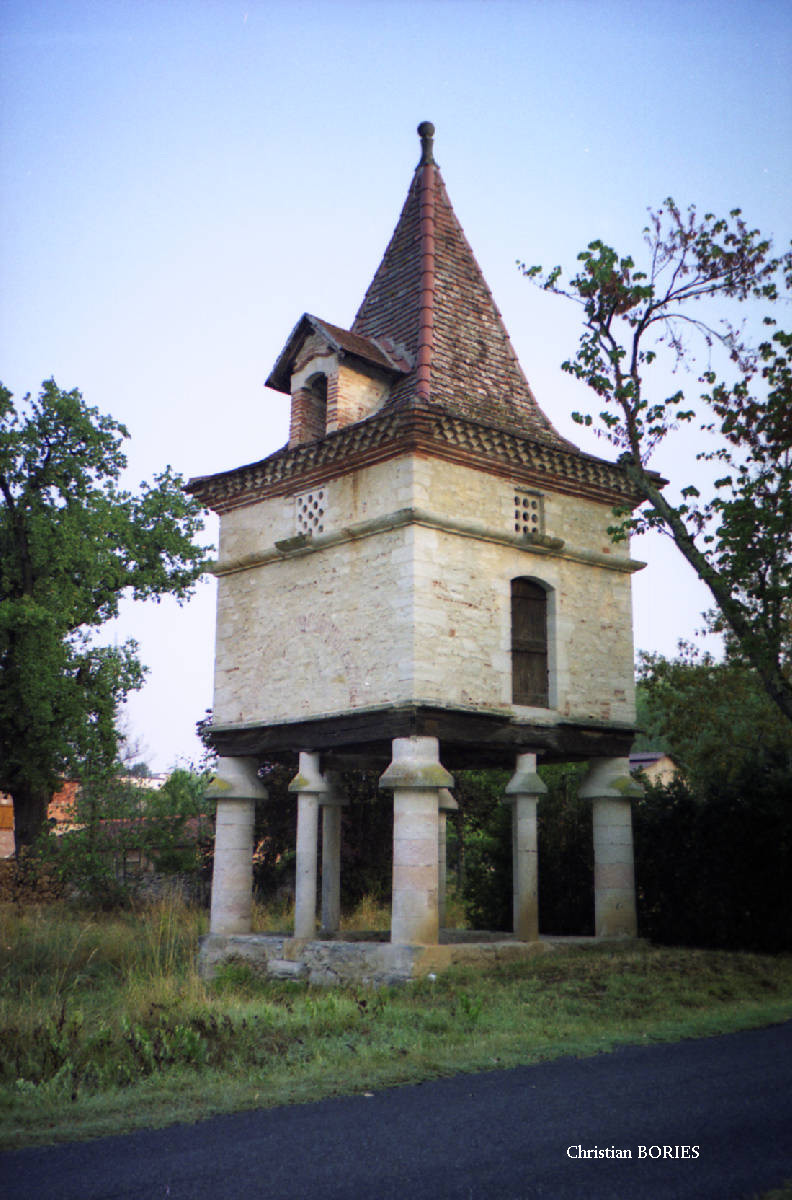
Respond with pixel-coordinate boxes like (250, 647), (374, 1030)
(210, 700), (636, 737)
(212, 505), (645, 578)
(187, 403), (645, 514)
(206, 700), (637, 769)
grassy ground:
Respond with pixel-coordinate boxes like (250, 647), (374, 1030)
(2, 896), (792, 1150)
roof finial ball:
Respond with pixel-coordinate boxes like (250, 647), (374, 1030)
(417, 120), (435, 165)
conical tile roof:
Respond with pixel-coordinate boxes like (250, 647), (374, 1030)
(351, 122), (571, 447)
(187, 124), (649, 514)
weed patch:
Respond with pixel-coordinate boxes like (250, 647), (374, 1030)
(2, 903), (792, 1149)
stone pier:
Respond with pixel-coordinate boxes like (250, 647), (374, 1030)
(289, 753), (330, 939)
(207, 757), (267, 935)
(379, 736), (454, 946)
(503, 753), (546, 942)
(320, 781), (347, 934)
(579, 757), (641, 938)
(437, 787), (458, 929)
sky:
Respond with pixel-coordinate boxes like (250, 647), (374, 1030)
(1, 0), (791, 771)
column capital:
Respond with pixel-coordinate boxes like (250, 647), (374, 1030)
(379, 736), (454, 791)
(319, 771), (349, 807)
(289, 750), (331, 795)
(579, 756), (642, 801)
(504, 751), (547, 802)
(438, 787), (458, 812)
(206, 756), (268, 802)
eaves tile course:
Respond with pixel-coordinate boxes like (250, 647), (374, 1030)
(187, 402), (642, 513)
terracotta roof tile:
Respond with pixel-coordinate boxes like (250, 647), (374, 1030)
(351, 128), (573, 447)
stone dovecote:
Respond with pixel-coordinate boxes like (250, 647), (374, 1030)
(187, 123), (645, 767)
(191, 124), (645, 970)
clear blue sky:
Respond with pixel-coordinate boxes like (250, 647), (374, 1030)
(2, 0), (790, 769)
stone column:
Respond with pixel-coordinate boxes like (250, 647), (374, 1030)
(320, 777), (347, 934)
(579, 757), (641, 938)
(379, 736), (454, 946)
(207, 757), (267, 935)
(437, 788), (458, 930)
(503, 753), (547, 942)
(289, 752), (330, 939)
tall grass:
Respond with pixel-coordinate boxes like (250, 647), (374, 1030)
(249, 891), (467, 935)
(2, 899), (791, 1150)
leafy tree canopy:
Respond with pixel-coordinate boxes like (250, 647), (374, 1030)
(637, 645), (792, 795)
(521, 201), (792, 722)
(0, 379), (210, 849)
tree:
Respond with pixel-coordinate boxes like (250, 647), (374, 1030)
(40, 767), (215, 905)
(521, 202), (792, 721)
(637, 646), (792, 795)
(0, 380), (210, 850)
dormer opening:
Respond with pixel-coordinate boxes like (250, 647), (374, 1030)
(289, 371), (328, 446)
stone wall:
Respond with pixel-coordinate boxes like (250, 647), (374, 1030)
(212, 452), (639, 730)
(213, 523), (416, 726)
(199, 931), (550, 987)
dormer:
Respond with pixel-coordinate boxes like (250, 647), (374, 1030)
(266, 314), (412, 447)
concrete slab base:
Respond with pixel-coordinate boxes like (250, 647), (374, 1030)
(198, 932), (555, 987)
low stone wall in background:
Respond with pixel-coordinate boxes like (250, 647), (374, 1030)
(0, 857), (64, 904)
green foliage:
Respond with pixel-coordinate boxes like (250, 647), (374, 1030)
(629, 647), (792, 952)
(4, 901), (792, 1149)
(455, 774), (512, 931)
(338, 771), (394, 908)
(637, 647), (792, 793)
(537, 764), (593, 935)
(248, 764), (296, 902)
(39, 769), (215, 905)
(0, 379), (210, 848)
(521, 201), (792, 721)
(453, 766), (592, 935)
(632, 681), (671, 753)
(146, 769), (216, 874)
(249, 765), (393, 910)
(634, 767), (792, 952)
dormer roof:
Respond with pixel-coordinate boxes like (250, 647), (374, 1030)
(266, 314), (413, 394)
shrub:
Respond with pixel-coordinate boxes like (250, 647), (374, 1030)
(634, 761), (792, 952)
(455, 764), (593, 935)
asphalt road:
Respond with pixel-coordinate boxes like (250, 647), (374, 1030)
(2, 1021), (792, 1200)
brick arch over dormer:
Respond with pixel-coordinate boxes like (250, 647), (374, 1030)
(289, 371), (329, 447)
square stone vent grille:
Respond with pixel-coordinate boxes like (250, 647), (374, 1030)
(513, 489), (544, 536)
(296, 488), (326, 537)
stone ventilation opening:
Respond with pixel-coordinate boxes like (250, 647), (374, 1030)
(296, 489), (326, 537)
(514, 490), (544, 536)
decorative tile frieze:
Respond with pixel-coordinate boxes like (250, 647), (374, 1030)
(187, 403), (643, 514)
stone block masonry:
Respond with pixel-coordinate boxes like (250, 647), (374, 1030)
(198, 932), (552, 987)
(193, 123), (645, 975)
(211, 453), (639, 734)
